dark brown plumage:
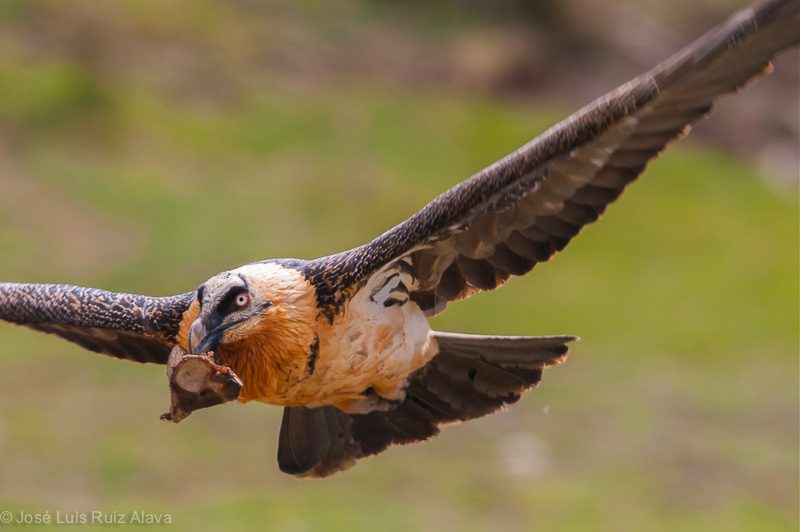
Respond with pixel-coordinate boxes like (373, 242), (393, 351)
(306, 0), (799, 317)
(0, 283), (193, 363)
(279, 333), (573, 477)
(0, 0), (797, 478)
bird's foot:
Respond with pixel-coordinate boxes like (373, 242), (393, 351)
(160, 345), (243, 423)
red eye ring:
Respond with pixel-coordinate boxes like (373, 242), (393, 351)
(234, 292), (250, 308)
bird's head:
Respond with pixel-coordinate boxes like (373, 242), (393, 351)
(187, 262), (315, 357)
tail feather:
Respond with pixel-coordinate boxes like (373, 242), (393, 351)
(277, 405), (359, 476)
(276, 332), (575, 478)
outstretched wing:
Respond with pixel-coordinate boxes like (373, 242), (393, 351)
(305, 0), (799, 318)
(0, 283), (196, 364)
(277, 333), (573, 477)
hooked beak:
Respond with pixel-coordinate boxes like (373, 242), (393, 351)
(188, 314), (245, 355)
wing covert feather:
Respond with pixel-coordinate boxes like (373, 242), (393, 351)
(304, 0), (799, 318)
(0, 283), (195, 364)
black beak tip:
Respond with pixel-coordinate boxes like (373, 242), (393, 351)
(188, 320), (212, 355)
(188, 318), (244, 355)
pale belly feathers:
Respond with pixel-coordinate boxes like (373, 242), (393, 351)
(310, 275), (437, 413)
(243, 263), (438, 413)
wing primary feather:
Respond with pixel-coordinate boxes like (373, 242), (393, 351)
(302, 0), (798, 319)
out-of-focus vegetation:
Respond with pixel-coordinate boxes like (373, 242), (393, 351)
(0, 1), (796, 531)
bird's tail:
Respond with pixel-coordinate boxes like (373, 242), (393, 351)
(277, 331), (575, 477)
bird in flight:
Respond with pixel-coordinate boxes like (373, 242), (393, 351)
(1, 0), (797, 478)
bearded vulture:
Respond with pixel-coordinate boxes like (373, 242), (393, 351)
(1, 0), (797, 477)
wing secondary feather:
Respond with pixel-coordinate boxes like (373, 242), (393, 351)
(304, 0), (799, 318)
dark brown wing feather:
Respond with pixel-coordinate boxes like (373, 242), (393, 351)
(277, 332), (573, 477)
(0, 283), (195, 364)
(304, 0), (799, 317)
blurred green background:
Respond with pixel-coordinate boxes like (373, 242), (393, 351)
(0, 1), (797, 531)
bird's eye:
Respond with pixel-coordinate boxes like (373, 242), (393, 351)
(234, 292), (250, 308)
